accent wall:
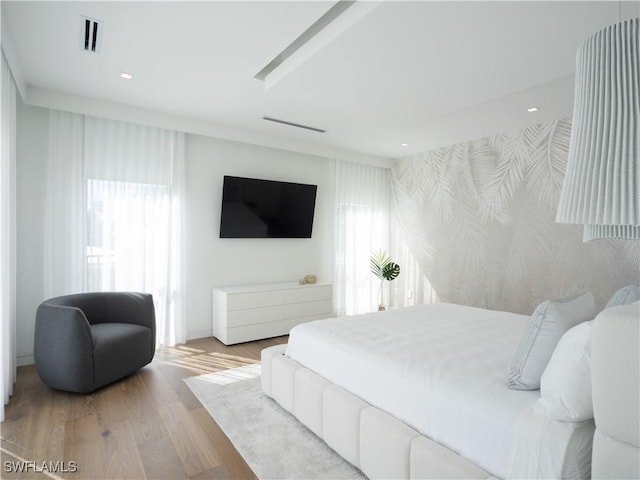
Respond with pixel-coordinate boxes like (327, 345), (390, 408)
(391, 117), (639, 314)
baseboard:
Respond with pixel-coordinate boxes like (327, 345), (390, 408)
(17, 354), (34, 366)
(186, 329), (212, 341)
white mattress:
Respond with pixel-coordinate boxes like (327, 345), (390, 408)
(285, 303), (594, 479)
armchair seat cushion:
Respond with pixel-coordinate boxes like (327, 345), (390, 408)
(92, 323), (154, 388)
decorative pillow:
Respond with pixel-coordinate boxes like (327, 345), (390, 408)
(508, 290), (595, 390)
(605, 285), (640, 309)
(534, 321), (593, 421)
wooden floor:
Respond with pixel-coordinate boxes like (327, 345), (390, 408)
(1, 336), (288, 480)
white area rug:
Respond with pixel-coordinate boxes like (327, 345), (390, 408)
(184, 364), (365, 480)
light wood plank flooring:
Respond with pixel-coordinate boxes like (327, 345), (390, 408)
(1, 336), (288, 479)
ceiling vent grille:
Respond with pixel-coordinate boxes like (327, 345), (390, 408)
(80, 16), (103, 53)
(262, 116), (326, 133)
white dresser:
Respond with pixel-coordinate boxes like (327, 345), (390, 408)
(212, 282), (333, 345)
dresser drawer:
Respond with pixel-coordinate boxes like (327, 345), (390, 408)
(226, 321), (287, 344)
(285, 299), (332, 319)
(227, 290), (285, 311)
(285, 285), (332, 304)
(227, 305), (284, 327)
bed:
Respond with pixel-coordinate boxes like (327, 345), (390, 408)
(261, 299), (639, 479)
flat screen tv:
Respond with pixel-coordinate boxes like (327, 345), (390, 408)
(219, 176), (317, 238)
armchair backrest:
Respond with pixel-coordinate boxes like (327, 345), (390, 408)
(45, 292), (155, 327)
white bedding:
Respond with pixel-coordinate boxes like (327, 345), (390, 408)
(285, 303), (594, 479)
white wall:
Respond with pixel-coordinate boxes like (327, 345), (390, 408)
(15, 104), (336, 363)
(184, 134), (334, 340)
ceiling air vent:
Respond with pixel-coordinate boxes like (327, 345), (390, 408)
(80, 16), (103, 53)
(262, 116), (326, 133)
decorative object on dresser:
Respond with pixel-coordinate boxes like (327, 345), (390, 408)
(212, 282), (332, 345)
(298, 274), (317, 285)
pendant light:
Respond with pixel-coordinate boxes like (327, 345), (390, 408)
(556, 17), (639, 240)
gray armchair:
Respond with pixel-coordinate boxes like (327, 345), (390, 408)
(34, 292), (156, 393)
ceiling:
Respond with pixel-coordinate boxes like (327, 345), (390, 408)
(2, 1), (639, 160)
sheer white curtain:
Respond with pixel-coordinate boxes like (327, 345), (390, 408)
(45, 114), (186, 346)
(334, 160), (391, 316)
(84, 117), (186, 345)
(1, 51), (17, 421)
(45, 111), (85, 295)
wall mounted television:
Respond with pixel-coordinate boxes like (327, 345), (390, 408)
(219, 176), (317, 238)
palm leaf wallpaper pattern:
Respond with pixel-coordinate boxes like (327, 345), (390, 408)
(391, 118), (639, 314)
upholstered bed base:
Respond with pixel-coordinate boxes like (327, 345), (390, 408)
(590, 303), (640, 479)
(261, 344), (491, 479)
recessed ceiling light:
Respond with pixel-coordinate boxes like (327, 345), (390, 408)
(400, 143), (409, 147)
(119, 72), (134, 80)
(527, 106), (539, 112)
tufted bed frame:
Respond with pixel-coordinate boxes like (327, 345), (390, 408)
(260, 304), (639, 479)
(590, 304), (639, 479)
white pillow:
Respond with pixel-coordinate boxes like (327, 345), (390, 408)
(508, 290), (595, 390)
(605, 285), (640, 309)
(534, 321), (593, 421)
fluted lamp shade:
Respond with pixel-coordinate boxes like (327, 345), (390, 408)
(556, 18), (639, 241)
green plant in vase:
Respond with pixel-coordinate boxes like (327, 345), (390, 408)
(370, 250), (400, 311)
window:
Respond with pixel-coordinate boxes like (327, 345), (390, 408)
(86, 179), (171, 292)
(334, 160), (390, 315)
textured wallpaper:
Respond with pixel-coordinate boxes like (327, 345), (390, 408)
(391, 118), (639, 314)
